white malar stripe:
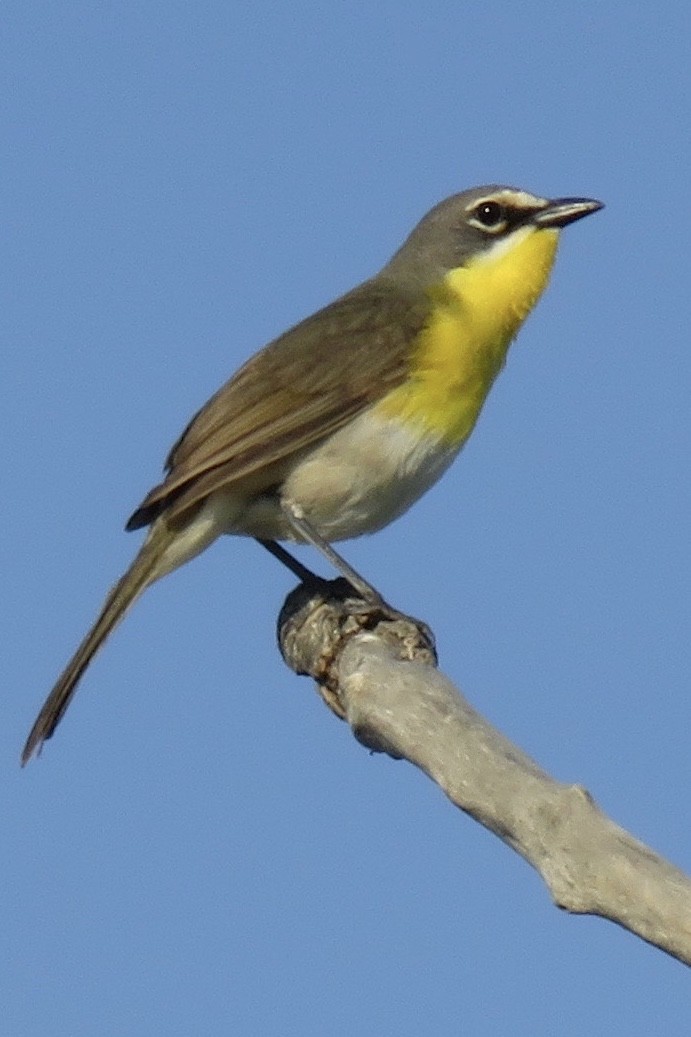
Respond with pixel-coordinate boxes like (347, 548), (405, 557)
(472, 223), (536, 265)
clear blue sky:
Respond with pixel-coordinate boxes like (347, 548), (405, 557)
(4, 2), (690, 1033)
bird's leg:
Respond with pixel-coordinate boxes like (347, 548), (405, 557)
(257, 538), (324, 586)
(266, 503), (436, 658)
(279, 501), (385, 606)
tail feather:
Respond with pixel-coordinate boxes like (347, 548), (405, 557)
(21, 528), (170, 765)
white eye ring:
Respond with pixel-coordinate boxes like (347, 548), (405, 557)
(469, 200), (507, 233)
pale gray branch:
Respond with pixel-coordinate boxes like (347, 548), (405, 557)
(277, 580), (691, 967)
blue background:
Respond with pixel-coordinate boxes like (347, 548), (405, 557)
(4, 2), (690, 1033)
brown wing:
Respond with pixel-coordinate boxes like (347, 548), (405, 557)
(126, 278), (431, 530)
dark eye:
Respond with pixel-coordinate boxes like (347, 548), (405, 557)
(473, 201), (505, 228)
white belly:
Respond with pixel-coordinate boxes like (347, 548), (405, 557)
(229, 406), (460, 542)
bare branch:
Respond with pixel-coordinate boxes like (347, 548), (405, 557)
(277, 580), (691, 967)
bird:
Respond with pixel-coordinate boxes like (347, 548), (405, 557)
(22, 184), (603, 763)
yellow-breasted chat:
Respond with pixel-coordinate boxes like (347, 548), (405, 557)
(23, 184), (603, 763)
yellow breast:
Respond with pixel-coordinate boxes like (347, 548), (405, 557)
(377, 226), (560, 446)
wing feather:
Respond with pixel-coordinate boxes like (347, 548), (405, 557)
(126, 279), (430, 530)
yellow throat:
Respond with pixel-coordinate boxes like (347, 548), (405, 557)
(379, 225), (560, 445)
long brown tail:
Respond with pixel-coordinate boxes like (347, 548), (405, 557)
(21, 525), (173, 765)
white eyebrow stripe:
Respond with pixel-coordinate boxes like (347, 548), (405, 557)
(464, 188), (549, 213)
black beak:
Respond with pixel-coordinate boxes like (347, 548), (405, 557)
(534, 197), (604, 229)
